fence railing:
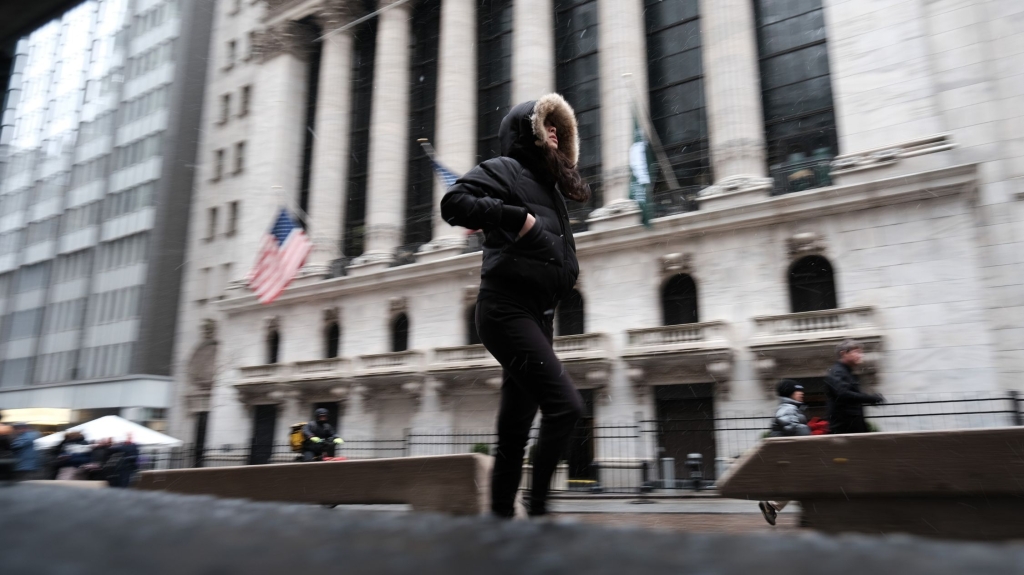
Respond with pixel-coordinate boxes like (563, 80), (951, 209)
(144, 392), (1023, 494)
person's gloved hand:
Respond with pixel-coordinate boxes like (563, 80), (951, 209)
(309, 437), (322, 443)
(871, 393), (885, 405)
(333, 438), (344, 445)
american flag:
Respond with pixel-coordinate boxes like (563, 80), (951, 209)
(248, 208), (312, 304)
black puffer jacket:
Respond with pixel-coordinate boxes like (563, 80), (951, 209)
(440, 94), (580, 307)
(824, 362), (882, 434)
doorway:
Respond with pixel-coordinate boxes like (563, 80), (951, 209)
(566, 388), (596, 481)
(248, 404), (278, 465)
(192, 411), (208, 467)
(654, 383), (717, 481)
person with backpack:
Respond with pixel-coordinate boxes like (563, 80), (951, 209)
(301, 408), (343, 462)
(441, 93), (589, 519)
(758, 380), (810, 526)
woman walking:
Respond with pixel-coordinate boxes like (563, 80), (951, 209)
(441, 94), (590, 518)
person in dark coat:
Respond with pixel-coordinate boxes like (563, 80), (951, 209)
(105, 435), (139, 488)
(441, 93), (589, 518)
(302, 408), (342, 462)
(825, 339), (884, 434)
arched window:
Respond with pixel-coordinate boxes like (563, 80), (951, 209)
(266, 329), (280, 364)
(324, 322), (340, 359)
(662, 274), (699, 326)
(789, 255), (837, 313)
(466, 305), (481, 345)
(556, 290), (585, 336)
(391, 313), (409, 353)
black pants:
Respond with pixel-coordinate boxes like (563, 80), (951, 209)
(476, 291), (583, 517)
(302, 442), (335, 462)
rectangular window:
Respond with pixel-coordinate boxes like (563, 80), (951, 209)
(207, 207), (218, 240)
(344, 10), (378, 257)
(227, 201), (239, 236)
(404, 0), (442, 248)
(219, 263), (233, 299)
(234, 141), (245, 175)
(754, 0), (837, 195)
(239, 85), (251, 116)
(220, 94), (231, 124)
(199, 267), (211, 302)
(476, 0), (513, 162)
(226, 40), (237, 70)
(645, 0), (712, 215)
(213, 149), (224, 181)
(554, 0), (602, 230)
(246, 31), (256, 61)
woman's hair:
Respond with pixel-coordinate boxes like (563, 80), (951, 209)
(542, 144), (590, 203)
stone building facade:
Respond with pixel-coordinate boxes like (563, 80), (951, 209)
(170, 0), (1023, 477)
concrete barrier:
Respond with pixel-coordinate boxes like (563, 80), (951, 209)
(716, 426), (1024, 540)
(22, 480), (108, 489)
(135, 453), (492, 515)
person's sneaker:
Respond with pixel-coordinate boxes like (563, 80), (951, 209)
(758, 501), (777, 526)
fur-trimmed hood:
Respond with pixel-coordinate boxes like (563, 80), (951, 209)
(498, 93), (580, 171)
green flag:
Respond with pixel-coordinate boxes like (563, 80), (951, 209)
(628, 116), (654, 228)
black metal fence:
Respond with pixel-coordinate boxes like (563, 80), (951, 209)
(143, 392), (1023, 494)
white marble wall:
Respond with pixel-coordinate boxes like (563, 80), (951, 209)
(172, 0), (1022, 455)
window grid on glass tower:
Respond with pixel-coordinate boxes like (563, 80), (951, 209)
(404, 0), (441, 249)
(344, 0), (379, 258)
(644, 0), (712, 214)
(753, 0), (838, 193)
(554, 0), (602, 228)
(476, 0), (513, 162)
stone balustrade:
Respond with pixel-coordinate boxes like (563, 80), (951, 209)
(626, 321), (729, 348)
(553, 333), (608, 357)
(239, 364), (288, 382)
(358, 350), (426, 373)
(752, 306), (877, 339)
(293, 357), (351, 380)
(432, 344), (493, 364)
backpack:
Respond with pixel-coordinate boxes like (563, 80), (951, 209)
(289, 423), (306, 453)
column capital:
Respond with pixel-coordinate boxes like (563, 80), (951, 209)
(254, 20), (316, 63)
(378, 0), (416, 9)
(315, 0), (363, 31)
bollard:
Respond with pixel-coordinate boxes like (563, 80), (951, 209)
(661, 457), (675, 489)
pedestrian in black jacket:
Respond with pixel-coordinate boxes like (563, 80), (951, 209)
(825, 339), (884, 434)
(441, 93), (589, 518)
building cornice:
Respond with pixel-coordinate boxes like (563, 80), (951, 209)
(218, 164), (978, 315)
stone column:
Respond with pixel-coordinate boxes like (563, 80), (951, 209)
(696, 0), (773, 209)
(417, 0), (477, 263)
(512, 0), (554, 103)
(587, 0), (649, 231)
(304, 2), (358, 276)
(348, 0), (414, 274)
(248, 21), (313, 257)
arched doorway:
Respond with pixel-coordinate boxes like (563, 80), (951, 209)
(662, 274), (699, 325)
(556, 290), (585, 336)
(324, 322), (340, 358)
(266, 329), (280, 364)
(391, 313), (409, 352)
(788, 255), (837, 313)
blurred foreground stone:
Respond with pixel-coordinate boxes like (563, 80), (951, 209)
(136, 453), (491, 515)
(3, 485), (1024, 574)
(718, 427), (1024, 540)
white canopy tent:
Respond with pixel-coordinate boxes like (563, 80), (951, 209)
(34, 415), (183, 450)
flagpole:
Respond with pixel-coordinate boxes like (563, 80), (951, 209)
(621, 73), (681, 191)
(316, 0), (413, 42)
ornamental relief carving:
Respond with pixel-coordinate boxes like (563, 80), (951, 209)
(253, 20), (316, 63)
